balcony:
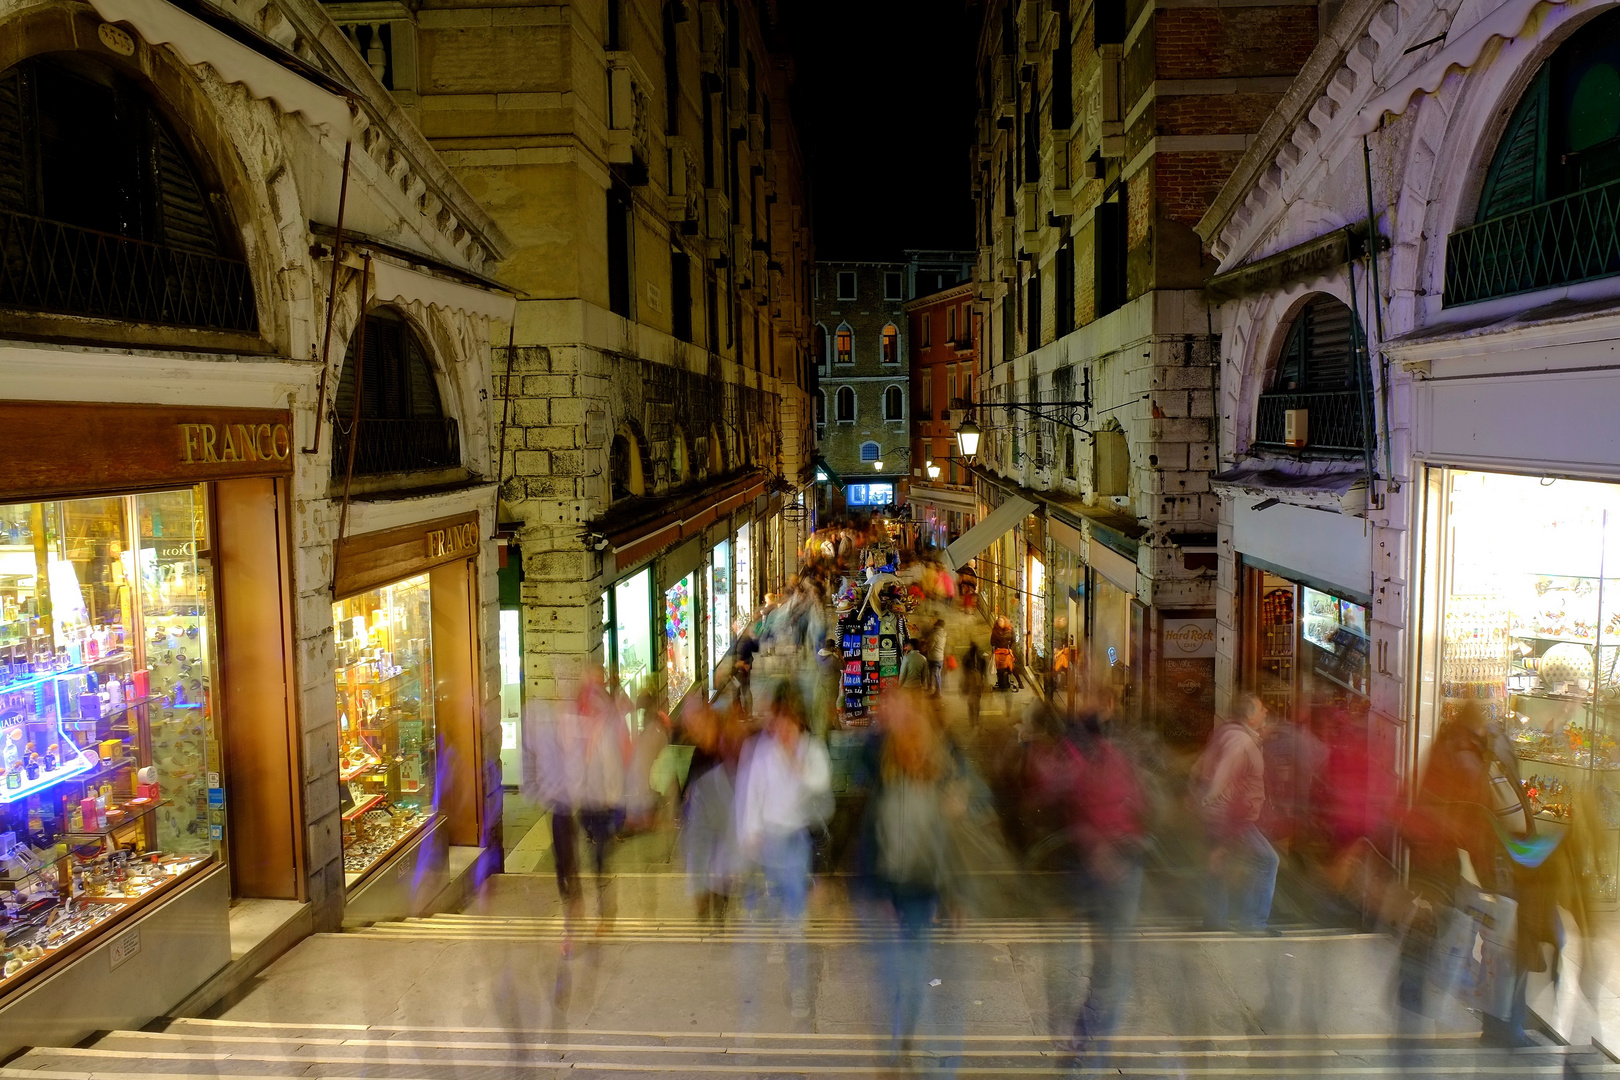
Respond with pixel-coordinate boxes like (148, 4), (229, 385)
(0, 210), (257, 332)
(330, 417), (462, 477)
(1445, 177), (1620, 306)
(1253, 389), (1369, 454)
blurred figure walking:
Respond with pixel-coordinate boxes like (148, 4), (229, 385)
(926, 619), (948, 697)
(736, 683), (832, 1018)
(961, 641), (986, 730)
(1190, 694), (1278, 933)
(680, 704), (742, 923)
(576, 668), (631, 935)
(523, 696), (585, 951)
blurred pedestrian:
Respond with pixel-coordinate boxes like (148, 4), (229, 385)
(736, 683), (832, 1018)
(576, 668), (631, 934)
(1190, 693), (1278, 933)
(898, 638), (928, 689)
(624, 690), (671, 833)
(961, 641), (986, 729)
(522, 697), (585, 952)
(926, 619), (948, 696)
(681, 704), (741, 923)
(866, 691), (955, 1060)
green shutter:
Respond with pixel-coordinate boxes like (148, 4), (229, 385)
(0, 66), (32, 213)
(149, 113), (220, 254)
(1477, 67), (1548, 222)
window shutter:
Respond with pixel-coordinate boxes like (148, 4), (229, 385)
(1302, 298), (1355, 390)
(1478, 68), (1548, 222)
(149, 113), (219, 254)
(0, 67), (32, 213)
(405, 331), (443, 419)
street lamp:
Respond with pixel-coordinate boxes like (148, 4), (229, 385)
(926, 463), (941, 481)
(956, 419), (981, 459)
(873, 459), (884, 471)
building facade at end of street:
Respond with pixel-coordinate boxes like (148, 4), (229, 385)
(906, 281), (981, 548)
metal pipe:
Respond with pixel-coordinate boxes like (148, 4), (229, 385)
(304, 140), (353, 455)
(1363, 134), (1398, 491)
(1346, 251), (1380, 507)
(490, 319), (518, 539)
(335, 255), (372, 556)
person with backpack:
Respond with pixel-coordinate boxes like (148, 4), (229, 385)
(1189, 693), (1278, 933)
(1063, 707), (1150, 1051)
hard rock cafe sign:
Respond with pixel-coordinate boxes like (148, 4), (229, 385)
(1162, 618), (1217, 659)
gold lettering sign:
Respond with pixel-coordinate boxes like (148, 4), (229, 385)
(178, 422), (291, 466)
(425, 522), (479, 560)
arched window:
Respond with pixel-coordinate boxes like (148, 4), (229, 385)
(332, 310), (459, 476)
(670, 428), (688, 485)
(880, 324), (900, 364)
(883, 385), (904, 421)
(813, 323), (830, 368)
(1447, 9), (1620, 304)
(0, 55), (255, 332)
(610, 426), (645, 499)
(860, 441), (881, 462)
(1255, 295), (1370, 452)
(835, 323), (853, 364)
(708, 424), (725, 473)
(835, 386), (856, 421)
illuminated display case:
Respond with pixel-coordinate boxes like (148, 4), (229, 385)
(0, 490), (218, 991)
(333, 574), (436, 886)
(1420, 469), (1620, 902)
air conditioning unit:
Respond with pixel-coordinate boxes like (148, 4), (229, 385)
(1284, 409), (1309, 448)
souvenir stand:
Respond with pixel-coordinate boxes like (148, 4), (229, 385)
(835, 571), (912, 724)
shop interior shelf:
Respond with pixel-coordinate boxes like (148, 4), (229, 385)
(1513, 748), (1620, 771)
(59, 799), (169, 841)
(0, 862), (56, 890)
(342, 793), (386, 821)
(87, 695), (154, 727)
(339, 758), (383, 783)
(1513, 632), (1620, 645)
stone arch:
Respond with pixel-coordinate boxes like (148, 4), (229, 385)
(0, 5), (307, 354)
(610, 421), (648, 499)
(1230, 283), (1361, 457)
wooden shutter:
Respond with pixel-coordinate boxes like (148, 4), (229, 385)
(1478, 68), (1548, 222)
(149, 114), (219, 254)
(0, 66), (33, 213)
(1274, 297), (1357, 392)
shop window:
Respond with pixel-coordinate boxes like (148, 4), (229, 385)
(611, 570), (652, 698)
(0, 56), (255, 332)
(733, 522), (753, 630)
(332, 310), (460, 477)
(1446, 10), (1620, 304)
(836, 386), (856, 422)
(860, 441), (881, 462)
(880, 323), (900, 364)
(708, 540), (732, 685)
(0, 489), (219, 993)
(883, 386), (904, 421)
(1254, 295), (1369, 453)
(664, 574), (696, 702)
(835, 323), (853, 364)
(334, 575), (435, 885)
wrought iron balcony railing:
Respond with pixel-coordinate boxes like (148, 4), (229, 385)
(1253, 389), (1369, 453)
(1445, 177), (1620, 306)
(330, 417), (462, 477)
(0, 209), (257, 332)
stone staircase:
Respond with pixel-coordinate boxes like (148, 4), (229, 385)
(3, 1017), (1616, 1077)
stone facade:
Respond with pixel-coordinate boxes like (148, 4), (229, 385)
(0, 0), (510, 945)
(906, 282), (980, 545)
(340, 0), (816, 712)
(967, 0), (1316, 727)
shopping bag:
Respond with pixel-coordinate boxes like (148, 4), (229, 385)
(1430, 883), (1518, 1019)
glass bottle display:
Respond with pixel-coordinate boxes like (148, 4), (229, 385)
(0, 490), (218, 991)
(333, 574), (436, 886)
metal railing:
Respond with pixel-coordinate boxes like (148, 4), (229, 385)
(0, 209), (257, 332)
(1445, 178), (1620, 306)
(1253, 389), (1369, 452)
(330, 417), (462, 477)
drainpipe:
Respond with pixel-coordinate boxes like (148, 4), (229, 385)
(1346, 248), (1380, 510)
(335, 255), (372, 560)
(303, 140), (353, 455)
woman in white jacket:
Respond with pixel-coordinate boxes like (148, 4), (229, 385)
(735, 683), (831, 1018)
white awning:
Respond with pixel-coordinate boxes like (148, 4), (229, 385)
(369, 259), (517, 323)
(943, 495), (1036, 572)
(1088, 539), (1139, 595)
(1355, 0), (1572, 134)
(89, 0), (353, 137)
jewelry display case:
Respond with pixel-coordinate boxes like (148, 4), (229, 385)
(333, 573), (435, 886)
(0, 489), (218, 992)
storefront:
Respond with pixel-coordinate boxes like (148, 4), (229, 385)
(496, 543), (522, 788)
(707, 539), (732, 690)
(1239, 564), (1371, 725)
(0, 401), (303, 1044)
(733, 522), (753, 638)
(1087, 539), (1139, 707)
(607, 566), (654, 700)
(331, 511), (485, 923)
(1412, 468), (1620, 904)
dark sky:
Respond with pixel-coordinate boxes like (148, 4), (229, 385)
(782, 0), (979, 260)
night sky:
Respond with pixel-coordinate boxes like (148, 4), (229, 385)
(783, 0), (979, 260)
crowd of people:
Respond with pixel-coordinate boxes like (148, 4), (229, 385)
(519, 514), (1608, 1066)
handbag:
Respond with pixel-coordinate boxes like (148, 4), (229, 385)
(1487, 767), (1529, 836)
(1429, 881), (1518, 1020)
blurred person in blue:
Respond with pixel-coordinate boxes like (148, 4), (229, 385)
(1190, 693), (1278, 933)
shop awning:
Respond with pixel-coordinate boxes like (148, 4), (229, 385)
(813, 455), (844, 489)
(89, 0), (353, 136)
(943, 494), (1037, 572)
